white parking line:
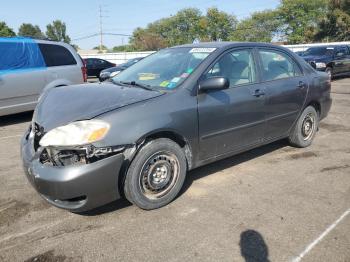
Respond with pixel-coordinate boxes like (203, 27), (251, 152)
(0, 135), (22, 140)
(292, 208), (350, 262)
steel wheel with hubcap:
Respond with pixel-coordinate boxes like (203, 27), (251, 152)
(289, 106), (319, 148)
(124, 138), (187, 210)
(139, 152), (180, 200)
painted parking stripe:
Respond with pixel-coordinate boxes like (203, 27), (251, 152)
(292, 208), (350, 262)
(0, 135), (22, 140)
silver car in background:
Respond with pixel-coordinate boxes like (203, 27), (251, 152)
(0, 38), (87, 116)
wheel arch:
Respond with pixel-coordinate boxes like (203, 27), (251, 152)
(306, 101), (321, 117)
(137, 129), (193, 170)
(118, 129), (193, 198)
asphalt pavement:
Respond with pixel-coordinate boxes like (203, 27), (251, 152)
(0, 78), (349, 262)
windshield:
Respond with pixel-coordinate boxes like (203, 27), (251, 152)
(112, 47), (215, 90)
(304, 47), (334, 56)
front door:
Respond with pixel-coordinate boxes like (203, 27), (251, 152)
(333, 46), (350, 74)
(197, 48), (266, 161)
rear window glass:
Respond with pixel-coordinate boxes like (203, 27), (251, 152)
(39, 44), (77, 67)
(0, 40), (46, 72)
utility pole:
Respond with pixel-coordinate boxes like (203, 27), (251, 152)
(99, 5), (103, 52)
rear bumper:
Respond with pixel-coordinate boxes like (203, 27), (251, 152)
(21, 133), (124, 212)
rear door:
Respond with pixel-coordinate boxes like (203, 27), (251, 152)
(38, 43), (82, 85)
(197, 48), (266, 160)
(257, 48), (308, 140)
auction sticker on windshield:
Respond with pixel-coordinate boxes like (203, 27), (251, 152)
(189, 48), (216, 53)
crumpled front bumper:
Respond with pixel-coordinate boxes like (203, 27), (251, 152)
(21, 131), (124, 212)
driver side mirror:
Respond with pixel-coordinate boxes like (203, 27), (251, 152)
(199, 77), (230, 92)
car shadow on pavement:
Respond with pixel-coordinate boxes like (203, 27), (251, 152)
(81, 140), (289, 216)
(79, 198), (132, 216)
(240, 229), (270, 262)
(0, 111), (33, 127)
(179, 139), (289, 197)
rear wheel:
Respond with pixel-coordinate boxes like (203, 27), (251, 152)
(289, 106), (319, 148)
(124, 138), (187, 210)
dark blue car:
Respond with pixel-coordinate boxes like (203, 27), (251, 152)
(302, 45), (350, 78)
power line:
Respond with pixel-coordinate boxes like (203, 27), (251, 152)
(72, 32), (131, 42)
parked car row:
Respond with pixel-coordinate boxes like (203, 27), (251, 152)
(295, 45), (350, 79)
(99, 57), (144, 81)
(83, 57), (145, 81)
(84, 58), (116, 78)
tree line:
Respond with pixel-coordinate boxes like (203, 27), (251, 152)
(0, 20), (71, 43)
(129, 0), (349, 51)
(0, 0), (349, 51)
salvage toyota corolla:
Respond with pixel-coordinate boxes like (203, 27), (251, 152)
(21, 42), (332, 212)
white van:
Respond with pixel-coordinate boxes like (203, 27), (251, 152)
(0, 38), (87, 116)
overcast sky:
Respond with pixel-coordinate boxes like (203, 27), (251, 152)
(1, 0), (280, 49)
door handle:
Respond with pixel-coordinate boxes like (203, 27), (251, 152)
(297, 81), (306, 89)
(252, 89), (265, 97)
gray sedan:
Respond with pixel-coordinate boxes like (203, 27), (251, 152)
(21, 42), (332, 212)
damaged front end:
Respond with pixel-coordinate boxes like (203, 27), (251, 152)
(21, 122), (131, 211)
(39, 145), (126, 167)
(27, 120), (129, 167)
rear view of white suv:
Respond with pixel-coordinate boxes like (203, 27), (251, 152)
(0, 37), (87, 116)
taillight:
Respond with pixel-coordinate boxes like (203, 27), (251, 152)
(81, 60), (87, 82)
(81, 67), (87, 82)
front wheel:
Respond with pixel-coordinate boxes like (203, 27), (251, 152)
(124, 138), (187, 210)
(289, 106), (319, 148)
(325, 67), (333, 79)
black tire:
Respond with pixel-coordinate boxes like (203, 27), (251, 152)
(124, 138), (187, 210)
(289, 106), (319, 148)
(325, 67), (333, 79)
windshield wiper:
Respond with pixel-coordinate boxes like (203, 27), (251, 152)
(118, 81), (154, 91)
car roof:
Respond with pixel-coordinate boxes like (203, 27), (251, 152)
(172, 41), (283, 50)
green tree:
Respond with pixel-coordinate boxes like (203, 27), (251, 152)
(206, 7), (237, 41)
(0, 22), (16, 37)
(112, 45), (136, 52)
(46, 20), (71, 43)
(93, 44), (108, 50)
(277, 0), (328, 44)
(130, 7), (238, 50)
(231, 10), (281, 42)
(130, 27), (168, 51)
(315, 0), (350, 41)
(18, 23), (45, 38)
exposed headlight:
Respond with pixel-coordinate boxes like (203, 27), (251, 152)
(315, 62), (326, 69)
(110, 71), (121, 77)
(39, 120), (110, 147)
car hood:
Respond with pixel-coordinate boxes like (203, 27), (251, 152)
(34, 83), (163, 131)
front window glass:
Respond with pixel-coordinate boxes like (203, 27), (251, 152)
(204, 49), (257, 87)
(112, 47), (215, 90)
